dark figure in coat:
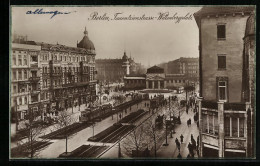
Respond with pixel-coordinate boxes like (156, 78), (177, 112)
(180, 134), (184, 144)
(187, 142), (192, 154)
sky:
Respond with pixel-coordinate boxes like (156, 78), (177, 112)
(12, 6), (201, 67)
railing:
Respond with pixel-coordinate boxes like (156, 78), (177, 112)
(201, 100), (246, 111)
(50, 72), (62, 77)
(49, 60), (61, 64)
(29, 76), (40, 82)
(30, 63), (38, 68)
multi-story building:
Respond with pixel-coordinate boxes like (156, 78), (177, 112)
(11, 43), (41, 123)
(167, 57), (199, 82)
(95, 51), (130, 83)
(194, 6), (255, 158)
(11, 27), (98, 129)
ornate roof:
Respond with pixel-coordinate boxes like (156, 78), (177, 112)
(36, 42), (93, 54)
(77, 27), (95, 50)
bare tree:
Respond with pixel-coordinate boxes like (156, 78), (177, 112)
(55, 110), (76, 155)
(12, 109), (45, 158)
(122, 125), (147, 157)
(144, 118), (161, 157)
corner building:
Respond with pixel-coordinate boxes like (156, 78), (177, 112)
(11, 28), (97, 127)
(194, 6), (255, 158)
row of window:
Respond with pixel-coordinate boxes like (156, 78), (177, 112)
(41, 53), (94, 63)
(13, 51), (27, 54)
(42, 66), (90, 73)
(14, 96), (28, 105)
(202, 113), (245, 138)
(12, 70), (28, 80)
(125, 79), (145, 84)
(167, 79), (185, 83)
(12, 55), (28, 66)
(187, 63), (198, 65)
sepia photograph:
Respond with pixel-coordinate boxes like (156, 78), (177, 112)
(9, 5), (256, 159)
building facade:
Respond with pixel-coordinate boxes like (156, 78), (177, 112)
(95, 51), (130, 83)
(124, 66), (188, 90)
(95, 52), (146, 83)
(167, 57), (199, 82)
(11, 43), (41, 122)
(11, 28), (98, 129)
(194, 6), (255, 158)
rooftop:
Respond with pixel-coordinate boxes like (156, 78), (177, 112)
(194, 6), (255, 26)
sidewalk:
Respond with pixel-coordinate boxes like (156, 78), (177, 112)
(37, 100), (148, 158)
(156, 107), (199, 159)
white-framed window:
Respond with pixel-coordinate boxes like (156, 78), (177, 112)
(224, 115), (245, 138)
(218, 81), (227, 101)
(18, 55), (22, 66)
(24, 70), (27, 79)
(24, 55), (27, 65)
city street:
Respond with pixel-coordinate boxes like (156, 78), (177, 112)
(156, 106), (199, 158)
(37, 98), (148, 158)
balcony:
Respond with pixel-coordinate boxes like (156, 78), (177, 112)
(31, 90), (40, 95)
(30, 62), (39, 68)
(29, 76), (40, 82)
(49, 60), (61, 64)
(50, 73), (62, 77)
(224, 103), (246, 111)
(201, 100), (218, 109)
(201, 100), (246, 111)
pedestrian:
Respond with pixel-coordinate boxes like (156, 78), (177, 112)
(197, 136), (199, 147)
(177, 152), (182, 158)
(191, 134), (193, 142)
(187, 142), (192, 154)
(191, 138), (196, 150)
(175, 138), (180, 151)
(180, 134), (184, 144)
(186, 107), (188, 114)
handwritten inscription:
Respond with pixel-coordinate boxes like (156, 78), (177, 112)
(26, 8), (76, 19)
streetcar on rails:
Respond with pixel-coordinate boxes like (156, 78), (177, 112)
(80, 104), (113, 122)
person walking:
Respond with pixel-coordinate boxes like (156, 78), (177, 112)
(180, 134), (184, 144)
(191, 134), (194, 142)
(187, 142), (192, 155)
(175, 138), (180, 151)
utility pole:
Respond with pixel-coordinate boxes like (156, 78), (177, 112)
(118, 137), (121, 158)
(164, 116), (168, 146)
(169, 96), (173, 138)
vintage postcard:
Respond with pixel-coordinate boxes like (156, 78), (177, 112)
(10, 6), (256, 159)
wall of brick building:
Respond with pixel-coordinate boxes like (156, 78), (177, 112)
(201, 15), (249, 102)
